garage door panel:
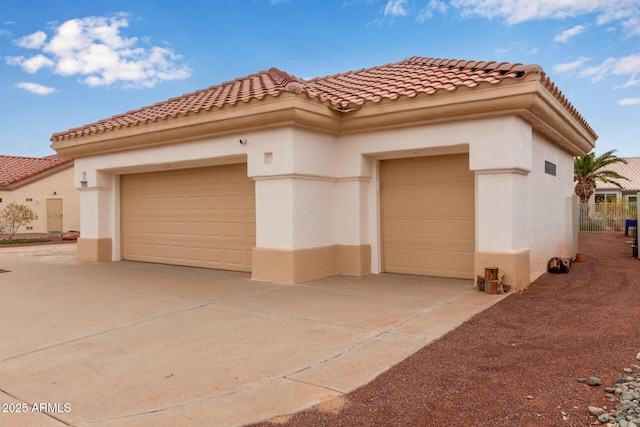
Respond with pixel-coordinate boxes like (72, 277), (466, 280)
(413, 189), (446, 209)
(121, 163), (255, 272)
(444, 219), (475, 241)
(383, 247), (410, 270)
(383, 218), (410, 239)
(381, 154), (474, 279)
(412, 219), (444, 239)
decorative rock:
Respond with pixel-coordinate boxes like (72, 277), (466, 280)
(621, 391), (637, 400)
(588, 377), (602, 386)
(598, 412), (610, 423)
(588, 354), (640, 427)
(636, 352), (640, 361)
(578, 377), (587, 383)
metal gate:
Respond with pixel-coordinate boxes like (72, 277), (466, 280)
(47, 198), (63, 232)
(578, 202), (637, 233)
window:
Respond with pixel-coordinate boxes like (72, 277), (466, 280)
(629, 196), (637, 204)
(595, 193), (617, 203)
(544, 161), (556, 176)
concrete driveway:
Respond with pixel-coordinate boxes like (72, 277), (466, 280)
(0, 244), (506, 426)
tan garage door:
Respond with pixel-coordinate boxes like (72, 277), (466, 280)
(121, 163), (255, 272)
(381, 154), (474, 278)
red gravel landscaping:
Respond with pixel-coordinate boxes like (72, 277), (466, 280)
(252, 232), (640, 427)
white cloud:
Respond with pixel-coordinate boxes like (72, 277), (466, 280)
(20, 54), (55, 73)
(578, 57), (616, 83)
(417, 0), (447, 22)
(384, 0), (409, 16)
(554, 24), (586, 42)
(553, 56), (591, 74)
(451, 0), (637, 26)
(15, 82), (55, 95)
(577, 54), (640, 87)
(618, 97), (640, 105)
(14, 30), (47, 49)
(8, 15), (191, 89)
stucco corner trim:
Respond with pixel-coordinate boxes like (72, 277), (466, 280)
(251, 244), (371, 284)
(475, 248), (530, 291)
(77, 237), (113, 262)
(474, 168), (531, 176)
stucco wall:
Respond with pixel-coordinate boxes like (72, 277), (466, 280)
(525, 131), (575, 281)
(0, 166), (80, 233)
(72, 115), (576, 288)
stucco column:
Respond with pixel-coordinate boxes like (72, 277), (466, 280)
(474, 170), (530, 289)
(251, 174), (371, 284)
(335, 178), (371, 275)
(470, 117), (533, 290)
(76, 170), (114, 262)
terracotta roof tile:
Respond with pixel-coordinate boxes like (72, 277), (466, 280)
(51, 56), (595, 142)
(0, 155), (73, 186)
(596, 157), (640, 191)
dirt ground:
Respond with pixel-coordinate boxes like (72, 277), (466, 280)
(252, 232), (640, 427)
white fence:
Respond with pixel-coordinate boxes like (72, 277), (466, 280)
(579, 203), (638, 233)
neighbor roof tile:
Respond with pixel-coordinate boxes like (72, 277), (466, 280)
(0, 155), (72, 186)
(596, 157), (640, 191)
(51, 56), (595, 142)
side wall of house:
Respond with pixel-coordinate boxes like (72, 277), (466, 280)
(525, 132), (575, 281)
(0, 166), (80, 234)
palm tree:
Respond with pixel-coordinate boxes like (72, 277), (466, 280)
(574, 150), (628, 204)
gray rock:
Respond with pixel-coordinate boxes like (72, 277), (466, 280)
(590, 406), (606, 416)
(598, 412), (610, 423)
(588, 376), (602, 386)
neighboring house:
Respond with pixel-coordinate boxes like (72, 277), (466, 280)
(51, 56), (597, 289)
(0, 155), (79, 233)
(592, 157), (640, 204)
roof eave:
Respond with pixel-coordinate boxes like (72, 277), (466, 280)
(51, 93), (342, 158)
(50, 79), (597, 159)
(0, 161), (74, 190)
(333, 80), (596, 156)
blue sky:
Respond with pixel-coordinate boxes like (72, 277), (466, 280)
(1, 0), (639, 158)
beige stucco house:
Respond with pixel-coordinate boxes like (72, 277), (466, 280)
(51, 57), (597, 289)
(0, 155), (79, 233)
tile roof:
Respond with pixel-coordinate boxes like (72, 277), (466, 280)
(0, 154), (73, 186)
(51, 56), (595, 142)
(597, 157), (640, 191)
